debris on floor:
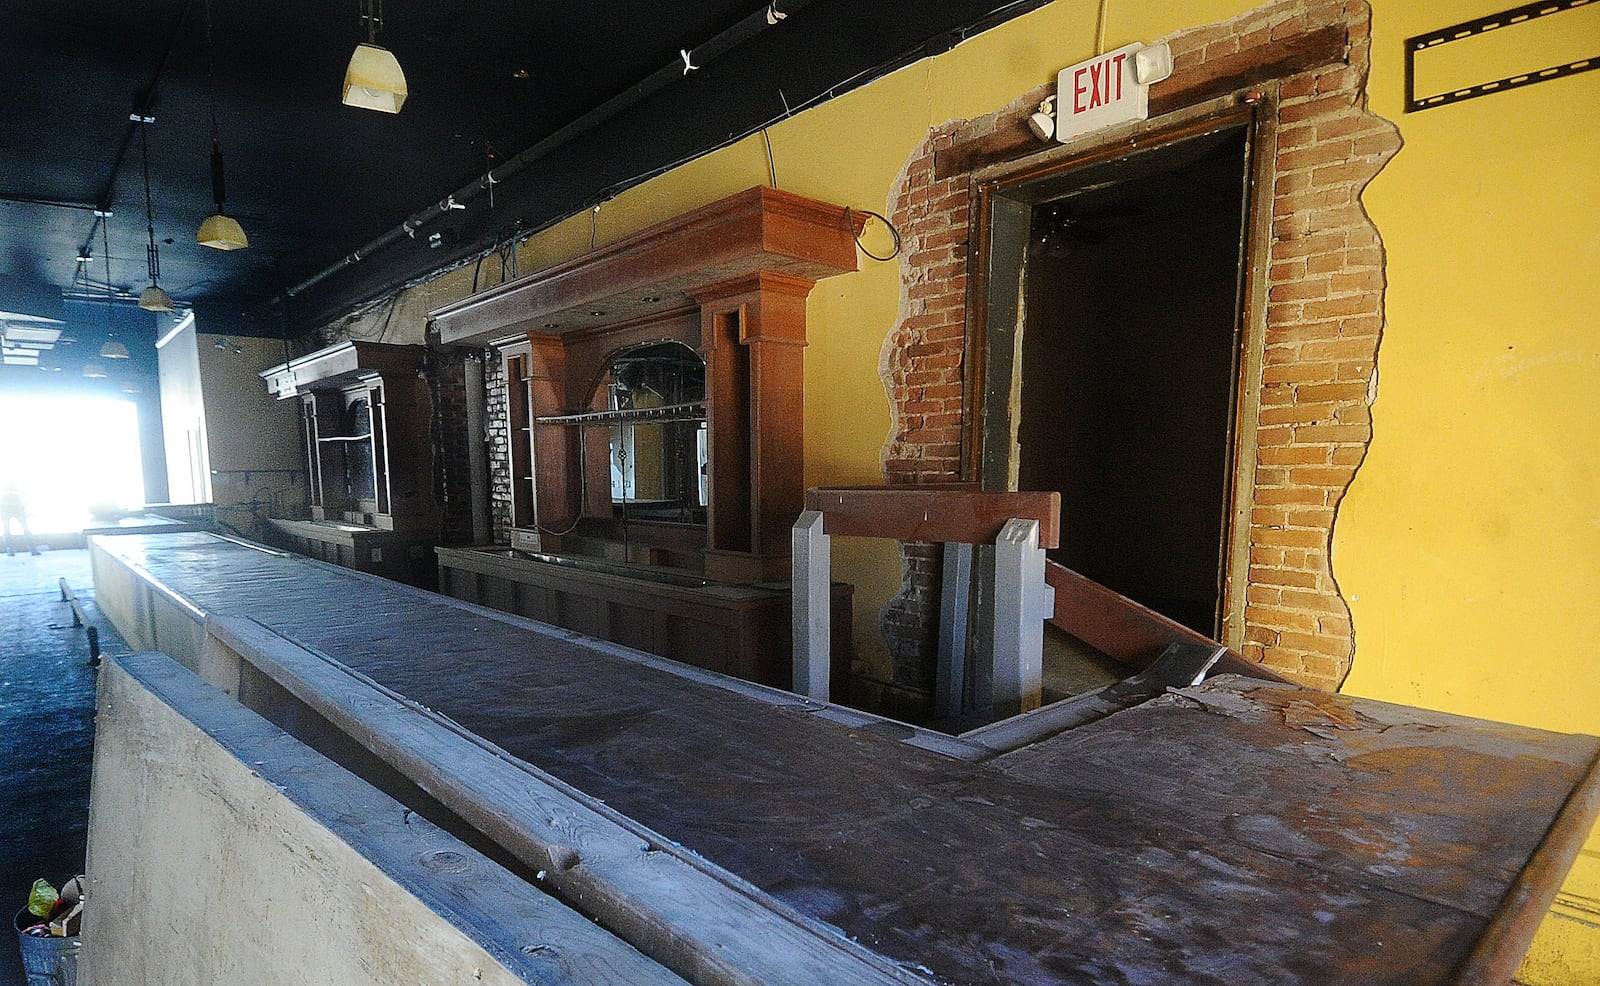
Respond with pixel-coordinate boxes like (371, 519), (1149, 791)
(17, 877), (82, 939)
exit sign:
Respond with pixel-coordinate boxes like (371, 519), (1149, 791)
(1056, 42), (1148, 142)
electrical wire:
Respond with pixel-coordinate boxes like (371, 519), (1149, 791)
(299, 0), (1051, 330)
(846, 207), (902, 262)
(371, 292), (399, 342)
(761, 128), (778, 188)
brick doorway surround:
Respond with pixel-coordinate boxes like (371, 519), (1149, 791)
(877, 0), (1399, 697)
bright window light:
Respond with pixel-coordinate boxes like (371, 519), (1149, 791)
(0, 395), (145, 535)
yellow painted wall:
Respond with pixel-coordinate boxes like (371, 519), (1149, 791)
(349, 0), (1598, 976)
(1339, 4), (1600, 983)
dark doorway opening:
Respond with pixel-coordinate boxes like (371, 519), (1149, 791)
(1012, 127), (1251, 636)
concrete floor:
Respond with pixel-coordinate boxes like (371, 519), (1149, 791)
(0, 549), (126, 986)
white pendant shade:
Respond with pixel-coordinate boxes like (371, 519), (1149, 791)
(343, 44), (408, 113)
(198, 213), (249, 250)
(83, 361), (108, 379)
(138, 285), (175, 312)
(100, 340), (130, 359)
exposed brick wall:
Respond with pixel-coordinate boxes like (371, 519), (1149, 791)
(879, 0), (1397, 692)
(484, 351), (515, 541)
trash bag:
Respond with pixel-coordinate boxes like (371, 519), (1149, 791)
(26, 879), (58, 919)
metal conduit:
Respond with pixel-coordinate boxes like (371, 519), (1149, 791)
(283, 0), (818, 302)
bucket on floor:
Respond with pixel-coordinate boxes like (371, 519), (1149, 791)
(14, 909), (78, 986)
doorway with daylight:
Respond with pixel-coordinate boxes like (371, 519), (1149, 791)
(980, 116), (1261, 644)
(0, 393), (147, 536)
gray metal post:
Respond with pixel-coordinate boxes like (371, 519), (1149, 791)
(936, 541), (974, 718)
(991, 518), (1054, 718)
(791, 510), (831, 701)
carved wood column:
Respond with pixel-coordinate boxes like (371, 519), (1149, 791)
(694, 272), (815, 583)
(522, 334), (581, 533)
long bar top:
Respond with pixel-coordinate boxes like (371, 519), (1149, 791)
(90, 531), (1600, 986)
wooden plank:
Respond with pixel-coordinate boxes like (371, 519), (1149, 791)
(1147, 23), (1349, 118)
(106, 652), (688, 986)
(804, 486), (1060, 548)
(205, 616), (932, 986)
(1452, 745), (1600, 983)
(961, 642), (1226, 753)
(988, 675), (1600, 983)
(1046, 560), (1282, 681)
(933, 24), (1349, 181)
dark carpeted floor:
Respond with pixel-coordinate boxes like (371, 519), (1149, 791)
(0, 549), (127, 985)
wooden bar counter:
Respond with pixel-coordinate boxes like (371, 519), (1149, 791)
(90, 530), (1600, 986)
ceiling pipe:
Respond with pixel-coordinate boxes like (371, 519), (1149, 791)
(282, 0), (818, 303)
(0, 194), (102, 212)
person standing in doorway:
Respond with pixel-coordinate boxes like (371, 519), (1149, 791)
(1, 481), (40, 556)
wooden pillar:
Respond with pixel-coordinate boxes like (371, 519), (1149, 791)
(694, 272), (815, 583)
(521, 334), (583, 534)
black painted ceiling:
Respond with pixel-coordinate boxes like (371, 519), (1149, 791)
(0, 0), (1045, 337)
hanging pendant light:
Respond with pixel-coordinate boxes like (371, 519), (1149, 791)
(99, 339), (130, 359)
(197, 0), (248, 250)
(83, 362), (108, 379)
(136, 118), (176, 312)
(343, 0), (407, 113)
(137, 286), (173, 312)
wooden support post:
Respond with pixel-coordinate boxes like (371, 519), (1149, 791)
(698, 273), (817, 583)
(791, 510), (830, 701)
(936, 542), (974, 718)
(991, 518), (1054, 718)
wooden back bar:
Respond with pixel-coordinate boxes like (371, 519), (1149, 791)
(804, 485), (1060, 548)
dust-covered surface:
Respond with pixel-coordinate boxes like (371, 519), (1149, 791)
(91, 532), (1600, 986)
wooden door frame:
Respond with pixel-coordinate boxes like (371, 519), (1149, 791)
(961, 88), (1279, 649)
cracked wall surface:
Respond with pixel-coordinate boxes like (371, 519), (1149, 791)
(879, 0), (1399, 691)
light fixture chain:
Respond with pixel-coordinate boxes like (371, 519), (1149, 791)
(140, 122), (161, 284)
(204, 0), (219, 146)
(102, 213), (113, 306)
(360, 0), (384, 44)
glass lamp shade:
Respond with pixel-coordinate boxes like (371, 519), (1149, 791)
(83, 361), (108, 379)
(138, 285), (175, 312)
(342, 44), (408, 113)
(197, 213), (249, 250)
(100, 340), (130, 359)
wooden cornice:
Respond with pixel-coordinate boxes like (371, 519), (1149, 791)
(430, 186), (866, 348)
(259, 340), (424, 399)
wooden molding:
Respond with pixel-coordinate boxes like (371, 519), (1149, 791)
(431, 186), (862, 347)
